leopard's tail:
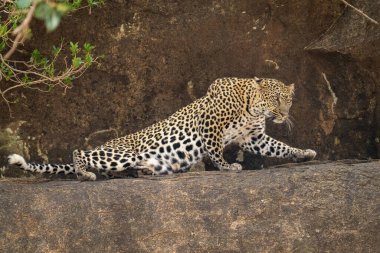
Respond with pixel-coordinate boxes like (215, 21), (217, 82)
(8, 154), (75, 175)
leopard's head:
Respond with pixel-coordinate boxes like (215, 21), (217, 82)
(254, 78), (295, 124)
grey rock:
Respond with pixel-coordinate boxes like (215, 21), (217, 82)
(0, 161), (379, 252)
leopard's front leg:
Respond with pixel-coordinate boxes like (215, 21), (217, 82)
(198, 97), (243, 171)
(205, 139), (242, 171)
(199, 122), (242, 172)
(240, 133), (317, 162)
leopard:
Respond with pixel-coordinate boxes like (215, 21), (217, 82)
(8, 77), (317, 181)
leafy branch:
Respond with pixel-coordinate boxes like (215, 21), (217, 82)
(0, 0), (104, 115)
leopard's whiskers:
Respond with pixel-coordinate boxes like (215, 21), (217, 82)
(285, 116), (294, 132)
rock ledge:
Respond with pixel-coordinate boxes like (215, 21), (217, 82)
(0, 161), (379, 252)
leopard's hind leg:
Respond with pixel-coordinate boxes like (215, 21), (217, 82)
(73, 149), (97, 181)
(73, 148), (136, 181)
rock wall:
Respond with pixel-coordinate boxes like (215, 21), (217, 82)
(1, 161), (379, 252)
(1, 0), (379, 171)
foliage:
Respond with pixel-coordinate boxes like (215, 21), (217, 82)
(0, 0), (104, 114)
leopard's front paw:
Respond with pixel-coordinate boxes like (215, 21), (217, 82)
(304, 149), (317, 160)
(228, 163), (243, 171)
(293, 149), (317, 162)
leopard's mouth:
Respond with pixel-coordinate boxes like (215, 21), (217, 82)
(271, 112), (288, 124)
(265, 111), (286, 124)
(273, 113), (294, 130)
(273, 117), (286, 124)
(264, 111), (274, 118)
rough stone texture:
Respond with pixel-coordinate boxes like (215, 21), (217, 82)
(0, 1), (379, 172)
(0, 161), (379, 252)
(305, 0), (380, 59)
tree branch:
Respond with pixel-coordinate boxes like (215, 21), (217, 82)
(4, 0), (37, 60)
(340, 0), (379, 25)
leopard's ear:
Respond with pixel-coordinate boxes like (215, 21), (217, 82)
(288, 83), (295, 94)
(253, 77), (263, 90)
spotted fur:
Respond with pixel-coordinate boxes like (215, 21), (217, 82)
(8, 77), (316, 180)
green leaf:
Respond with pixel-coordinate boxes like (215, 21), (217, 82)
(83, 43), (95, 53)
(1, 64), (12, 80)
(71, 0), (82, 9)
(72, 57), (83, 68)
(30, 49), (50, 66)
(84, 54), (93, 64)
(45, 10), (61, 32)
(87, 0), (104, 7)
(52, 45), (61, 57)
(39, 57), (49, 67)
(31, 49), (42, 63)
(21, 74), (30, 83)
(63, 76), (73, 85)
(69, 42), (80, 55)
(56, 3), (72, 14)
(0, 41), (5, 52)
(0, 24), (8, 37)
(44, 64), (55, 77)
(11, 20), (18, 30)
(34, 2), (53, 20)
(15, 0), (32, 9)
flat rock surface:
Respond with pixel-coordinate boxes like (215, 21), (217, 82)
(0, 161), (379, 252)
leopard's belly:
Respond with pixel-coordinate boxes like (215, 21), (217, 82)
(134, 131), (206, 175)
